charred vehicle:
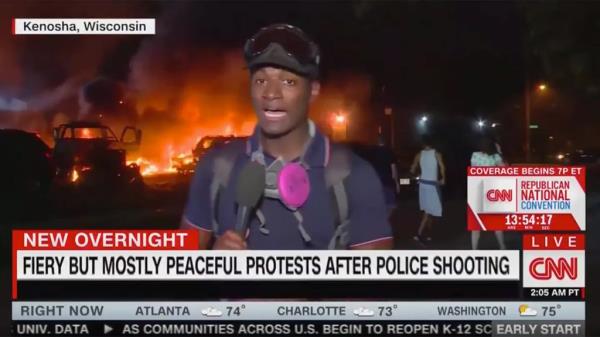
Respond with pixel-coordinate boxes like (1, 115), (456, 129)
(53, 121), (143, 188)
(171, 135), (245, 174)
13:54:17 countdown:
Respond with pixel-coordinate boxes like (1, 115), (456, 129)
(504, 214), (553, 228)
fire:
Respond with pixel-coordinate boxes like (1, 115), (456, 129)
(129, 152), (191, 177)
(174, 152), (194, 165)
(71, 169), (79, 182)
(142, 164), (159, 176)
(127, 157), (161, 177)
(126, 122), (255, 177)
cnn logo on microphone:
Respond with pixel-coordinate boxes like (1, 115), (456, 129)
(523, 234), (585, 288)
(481, 179), (516, 213)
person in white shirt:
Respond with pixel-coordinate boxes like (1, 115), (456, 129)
(470, 136), (506, 249)
(410, 135), (446, 245)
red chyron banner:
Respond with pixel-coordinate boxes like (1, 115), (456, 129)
(467, 166), (586, 231)
(12, 230), (199, 250)
(12, 230), (199, 299)
(522, 234), (585, 289)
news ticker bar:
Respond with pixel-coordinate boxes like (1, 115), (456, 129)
(11, 320), (586, 337)
(12, 302), (584, 321)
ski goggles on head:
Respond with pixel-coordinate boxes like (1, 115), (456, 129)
(244, 24), (320, 67)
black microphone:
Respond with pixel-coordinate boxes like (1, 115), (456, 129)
(235, 161), (266, 236)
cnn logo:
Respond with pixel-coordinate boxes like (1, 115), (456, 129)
(481, 179), (516, 213)
(529, 257), (577, 280)
(523, 252), (584, 288)
(486, 189), (513, 202)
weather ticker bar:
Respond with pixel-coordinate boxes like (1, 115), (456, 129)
(12, 301), (584, 321)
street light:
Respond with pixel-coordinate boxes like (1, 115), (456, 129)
(538, 84), (547, 92)
(417, 115), (429, 135)
(333, 112), (348, 140)
(477, 120), (485, 128)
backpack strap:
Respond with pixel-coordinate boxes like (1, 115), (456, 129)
(209, 140), (246, 234)
(325, 143), (352, 249)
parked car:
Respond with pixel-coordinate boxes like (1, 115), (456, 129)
(0, 129), (54, 222)
(0, 129), (54, 194)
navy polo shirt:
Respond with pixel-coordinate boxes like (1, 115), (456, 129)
(182, 127), (392, 249)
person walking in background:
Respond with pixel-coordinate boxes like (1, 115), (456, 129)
(410, 135), (446, 245)
(470, 136), (507, 249)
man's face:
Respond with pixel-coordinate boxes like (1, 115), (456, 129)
(250, 67), (320, 137)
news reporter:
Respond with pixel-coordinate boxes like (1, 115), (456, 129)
(181, 24), (392, 250)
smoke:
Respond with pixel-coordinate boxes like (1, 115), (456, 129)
(28, 77), (84, 112)
(128, 36), (255, 164)
(0, 1), (150, 133)
(125, 4), (255, 165)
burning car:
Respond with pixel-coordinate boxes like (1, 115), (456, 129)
(52, 121), (143, 189)
(171, 135), (245, 174)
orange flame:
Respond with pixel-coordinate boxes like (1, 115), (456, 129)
(125, 121), (254, 177)
(71, 169), (79, 182)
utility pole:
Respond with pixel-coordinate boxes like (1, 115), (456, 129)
(385, 107), (394, 150)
